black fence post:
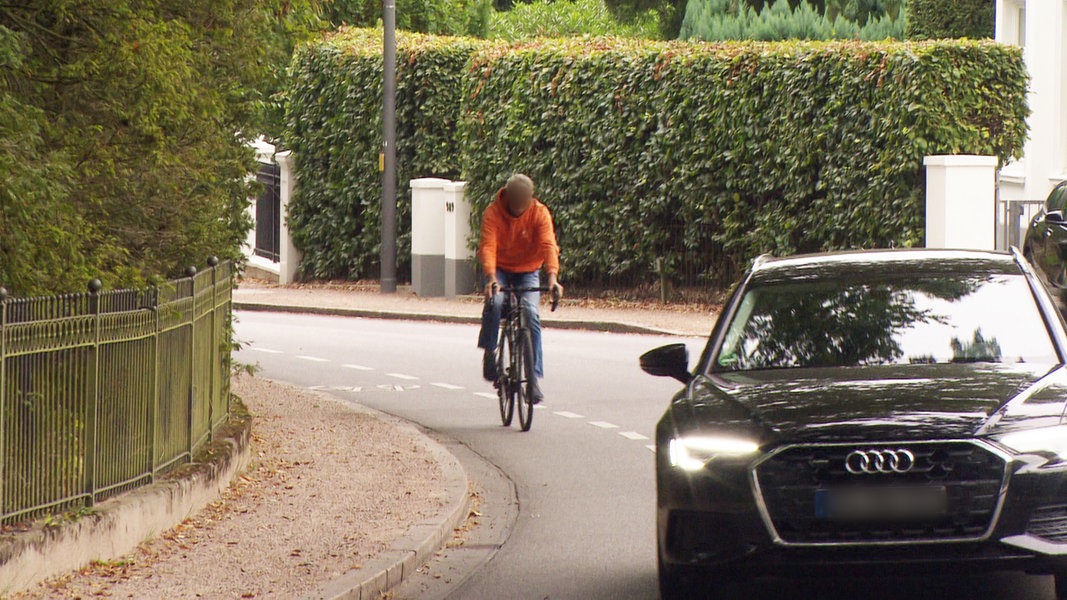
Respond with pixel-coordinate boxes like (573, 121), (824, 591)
(185, 266), (196, 461)
(207, 256), (218, 433)
(148, 283), (159, 482)
(0, 285), (7, 516)
(86, 278), (102, 506)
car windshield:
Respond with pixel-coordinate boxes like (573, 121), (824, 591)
(714, 274), (1060, 372)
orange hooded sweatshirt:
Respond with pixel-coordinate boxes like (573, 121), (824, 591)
(479, 188), (560, 276)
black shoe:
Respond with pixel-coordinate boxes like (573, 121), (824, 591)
(531, 379), (544, 404)
(483, 349), (498, 383)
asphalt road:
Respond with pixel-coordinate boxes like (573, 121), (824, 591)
(234, 311), (1059, 600)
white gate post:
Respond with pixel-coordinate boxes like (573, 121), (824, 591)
(275, 151), (301, 285)
(924, 155), (999, 250)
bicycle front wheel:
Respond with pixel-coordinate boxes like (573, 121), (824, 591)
(517, 332), (536, 432)
(497, 333), (514, 427)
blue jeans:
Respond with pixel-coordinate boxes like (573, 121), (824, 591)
(477, 269), (544, 378)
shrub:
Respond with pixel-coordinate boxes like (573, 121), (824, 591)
(489, 0), (659, 41)
(906, 0), (995, 40)
(285, 29), (490, 280)
(285, 31), (1028, 288)
(681, 0), (906, 41)
(0, 0), (311, 295)
(321, 0), (493, 36)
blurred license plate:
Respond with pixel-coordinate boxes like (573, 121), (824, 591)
(815, 486), (948, 520)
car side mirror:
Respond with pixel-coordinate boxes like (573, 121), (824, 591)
(1048, 210), (1066, 224)
(640, 344), (692, 384)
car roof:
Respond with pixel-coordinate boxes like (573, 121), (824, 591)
(749, 248), (1024, 285)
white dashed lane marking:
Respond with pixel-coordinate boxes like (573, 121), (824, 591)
(432, 382), (464, 390)
(265, 352), (648, 446)
(553, 411), (584, 419)
(245, 345), (653, 448)
(297, 355), (329, 362)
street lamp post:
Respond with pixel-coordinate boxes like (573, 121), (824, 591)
(381, 0), (398, 294)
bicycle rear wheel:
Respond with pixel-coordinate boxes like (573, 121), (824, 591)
(517, 332), (536, 432)
(497, 333), (514, 427)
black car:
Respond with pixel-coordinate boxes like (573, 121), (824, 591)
(1024, 180), (1067, 301)
(641, 248), (1067, 599)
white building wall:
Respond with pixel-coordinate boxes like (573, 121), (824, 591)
(996, 0), (1067, 201)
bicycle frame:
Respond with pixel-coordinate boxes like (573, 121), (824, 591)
(499, 288), (532, 341)
(496, 285), (555, 342)
(492, 285), (557, 431)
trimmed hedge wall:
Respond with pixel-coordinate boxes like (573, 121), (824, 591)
(285, 30), (490, 280)
(286, 30), (1027, 286)
(907, 0), (995, 40)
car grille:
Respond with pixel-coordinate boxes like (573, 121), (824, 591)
(753, 442), (1007, 545)
(1027, 504), (1067, 543)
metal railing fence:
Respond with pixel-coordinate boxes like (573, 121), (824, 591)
(996, 199), (1046, 252)
(0, 259), (233, 524)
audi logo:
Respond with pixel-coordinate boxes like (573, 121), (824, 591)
(845, 449), (915, 474)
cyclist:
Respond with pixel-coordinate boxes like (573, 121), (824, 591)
(477, 173), (563, 403)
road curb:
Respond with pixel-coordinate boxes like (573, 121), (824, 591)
(301, 390), (472, 600)
(233, 301), (690, 337)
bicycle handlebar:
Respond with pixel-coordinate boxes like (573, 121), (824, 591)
(493, 284), (561, 312)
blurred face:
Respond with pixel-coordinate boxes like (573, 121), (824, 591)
(505, 184), (534, 216)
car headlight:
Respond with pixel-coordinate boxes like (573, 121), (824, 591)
(667, 435), (760, 472)
(997, 425), (1067, 460)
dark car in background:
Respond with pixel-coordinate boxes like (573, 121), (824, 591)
(1025, 180), (1067, 302)
(642, 249), (1067, 599)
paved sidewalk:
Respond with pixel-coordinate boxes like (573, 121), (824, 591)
(233, 282), (717, 337)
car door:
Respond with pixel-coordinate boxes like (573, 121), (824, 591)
(1038, 183), (1067, 287)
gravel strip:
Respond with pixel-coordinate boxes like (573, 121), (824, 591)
(17, 375), (444, 599)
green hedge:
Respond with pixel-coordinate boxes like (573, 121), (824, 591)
(907, 0), (995, 40)
(286, 30), (1027, 286)
(459, 38), (1026, 284)
(285, 30), (490, 280)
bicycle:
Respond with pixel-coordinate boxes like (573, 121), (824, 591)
(492, 285), (560, 432)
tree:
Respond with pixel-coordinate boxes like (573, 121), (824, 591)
(907, 0), (995, 39)
(322, 0), (493, 36)
(677, 0), (905, 40)
(0, 0), (317, 295)
(490, 0), (658, 40)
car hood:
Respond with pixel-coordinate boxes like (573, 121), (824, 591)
(688, 363), (1067, 443)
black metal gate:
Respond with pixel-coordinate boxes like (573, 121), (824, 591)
(254, 163), (281, 262)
